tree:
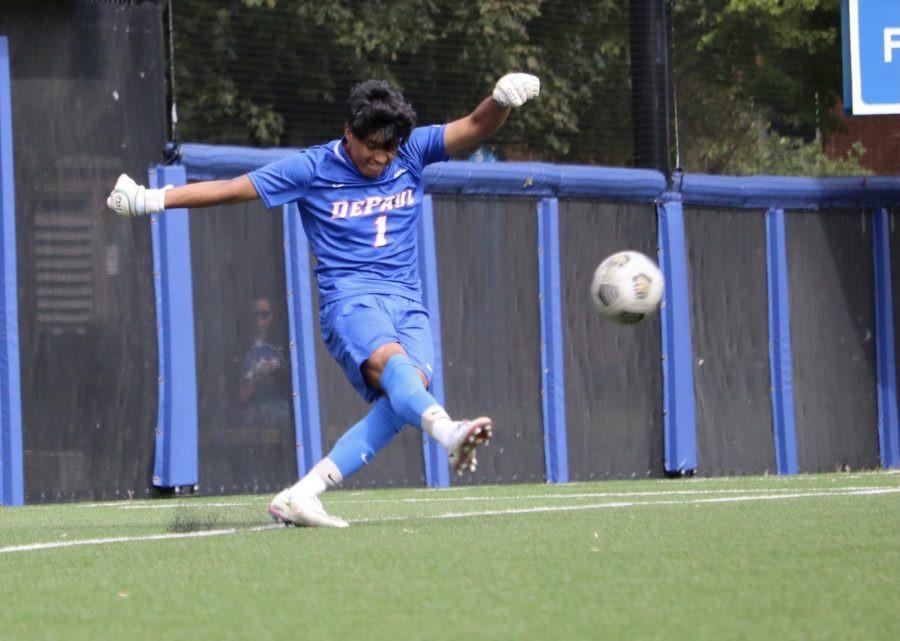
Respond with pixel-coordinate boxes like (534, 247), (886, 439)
(671, 0), (867, 175)
(169, 0), (866, 174)
(170, 0), (631, 162)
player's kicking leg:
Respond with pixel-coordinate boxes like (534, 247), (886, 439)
(379, 352), (493, 474)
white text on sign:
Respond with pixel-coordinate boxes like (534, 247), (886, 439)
(886, 28), (900, 63)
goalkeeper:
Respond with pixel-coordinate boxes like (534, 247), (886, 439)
(108, 73), (540, 528)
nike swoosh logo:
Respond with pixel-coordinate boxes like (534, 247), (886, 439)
(331, 183), (345, 188)
(393, 169), (407, 179)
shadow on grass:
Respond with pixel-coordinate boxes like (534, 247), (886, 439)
(166, 508), (228, 533)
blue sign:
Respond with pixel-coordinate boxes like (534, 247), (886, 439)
(843, 0), (900, 115)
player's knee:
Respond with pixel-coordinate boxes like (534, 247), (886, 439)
(362, 342), (407, 388)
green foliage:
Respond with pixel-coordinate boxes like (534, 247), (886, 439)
(675, 68), (868, 176)
(672, 0), (863, 175)
(169, 0), (864, 174)
(681, 104), (868, 176)
(171, 0), (627, 160)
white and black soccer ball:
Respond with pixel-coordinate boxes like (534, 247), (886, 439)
(590, 250), (664, 324)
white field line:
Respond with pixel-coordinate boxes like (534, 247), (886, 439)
(0, 525), (279, 555)
(116, 502), (257, 510)
(75, 485), (895, 510)
(73, 471), (900, 509)
(77, 501), (259, 509)
(3, 486), (898, 555)
(375, 487), (900, 522)
(332, 485), (898, 504)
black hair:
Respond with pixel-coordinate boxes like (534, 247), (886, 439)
(345, 79), (417, 148)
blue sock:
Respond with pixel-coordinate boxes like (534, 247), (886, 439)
(327, 397), (405, 479)
(380, 354), (438, 429)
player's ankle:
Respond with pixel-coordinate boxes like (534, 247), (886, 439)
(421, 405), (456, 447)
(290, 458), (343, 498)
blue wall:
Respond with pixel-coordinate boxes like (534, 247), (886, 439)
(4, 141), (900, 502)
(134, 144), (900, 495)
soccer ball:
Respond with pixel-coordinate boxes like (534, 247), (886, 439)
(590, 251), (664, 324)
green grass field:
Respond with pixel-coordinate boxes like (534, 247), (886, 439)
(2, 472), (898, 641)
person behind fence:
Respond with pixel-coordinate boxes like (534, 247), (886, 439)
(107, 72), (540, 528)
(239, 294), (291, 428)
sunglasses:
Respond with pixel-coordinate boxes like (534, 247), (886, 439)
(255, 310), (272, 319)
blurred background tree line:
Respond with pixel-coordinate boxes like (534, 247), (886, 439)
(169, 0), (869, 176)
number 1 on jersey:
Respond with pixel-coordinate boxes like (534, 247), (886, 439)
(373, 215), (388, 247)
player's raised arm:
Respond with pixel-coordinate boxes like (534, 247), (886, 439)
(443, 72), (540, 157)
(106, 173), (259, 217)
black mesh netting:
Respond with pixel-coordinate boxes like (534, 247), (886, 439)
(188, 202), (298, 494)
(431, 196), (546, 485)
(785, 209), (880, 472)
(164, 0), (894, 175)
(559, 200), (665, 480)
(3, 1), (167, 502)
(683, 207), (775, 476)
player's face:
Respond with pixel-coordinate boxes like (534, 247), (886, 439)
(344, 129), (398, 178)
(253, 299), (272, 332)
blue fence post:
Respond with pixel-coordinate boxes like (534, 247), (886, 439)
(657, 190), (697, 474)
(538, 198), (568, 483)
(418, 195), (451, 487)
(0, 37), (23, 506)
(872, 208), (900, 468)
(148, 165), (199, 489)
(282, 203), (323, 477)
(765, 208), (799, 474)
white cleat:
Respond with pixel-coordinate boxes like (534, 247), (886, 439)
(268, 489), (349, 528)
(447, 417), (493, 476)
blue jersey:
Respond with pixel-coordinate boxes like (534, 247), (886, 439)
(248, 125), (448, 305)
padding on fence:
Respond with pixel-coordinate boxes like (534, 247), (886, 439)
(4, 135), (900, 502)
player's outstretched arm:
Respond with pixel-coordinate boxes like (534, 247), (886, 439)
(107, 174), (259, 217)
(443, 72), (540, 157)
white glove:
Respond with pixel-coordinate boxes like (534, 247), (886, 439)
(492, 73), (540, 108)
(106, 174), (168, 217)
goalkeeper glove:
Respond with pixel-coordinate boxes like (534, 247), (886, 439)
(492, 73), (541, 108)
(106, 174), (168, 217)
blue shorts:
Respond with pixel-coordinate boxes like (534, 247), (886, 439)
(319, 294), (436, 402)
